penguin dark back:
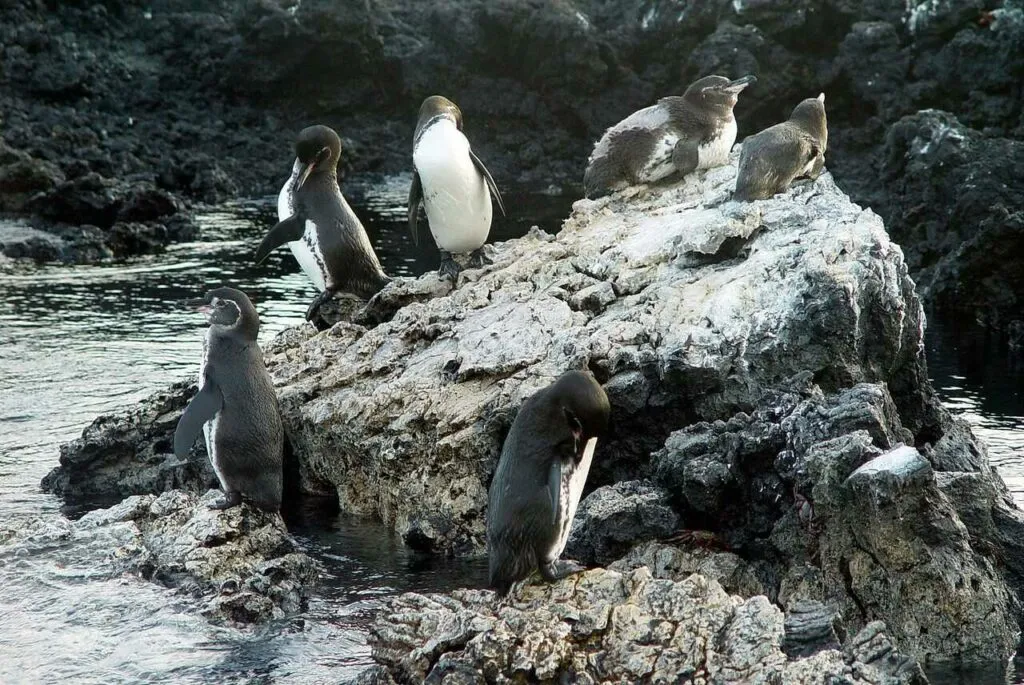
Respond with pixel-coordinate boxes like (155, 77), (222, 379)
(486, 370), (610, 596)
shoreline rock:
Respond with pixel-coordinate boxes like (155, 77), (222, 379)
(45, 153), (1024, 669)
(1, 489), (319, 625)
(363, 567), (928, 684)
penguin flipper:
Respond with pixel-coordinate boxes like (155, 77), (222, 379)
(671, 138), (700, 177)
(408, 171), (423, 246)
(173, 379), (223, 458)
(254, 214), (305, 264)
(547, 458), (563, 526)
(469, 148), (506, 217)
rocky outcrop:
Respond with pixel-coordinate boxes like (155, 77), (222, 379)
(4, 0), (1023, 336)
(363, 567), (928, 684)
(1, 489), (318, 624)
(48, 154), (1024, 666)
(42, 381), (216, 513)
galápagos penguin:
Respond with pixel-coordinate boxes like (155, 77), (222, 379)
(256, 125), (390, 328)
(486, 370), (611, 596)
(408, 96), (506, 282)
(173, 287), (284, 512)
(583, 74), (757, 198)
(734, 93), (828, 201)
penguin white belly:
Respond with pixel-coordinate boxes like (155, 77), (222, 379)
(697, 118), (738, 169)
(549, 437), (599, 561)
(198, 331), (227, 491)
(414, 121), (492, 254)
(637, 133), (680, 183)
(278, 169), (328, 291)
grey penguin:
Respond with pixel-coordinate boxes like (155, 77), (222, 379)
(173, 287), (284, 512)
(486, 370), (611, 596)
(255, 125), (390, 327)
(583, 74), (757, 199)
(408, 95), (506, 282)
(734, 93), (828, 201)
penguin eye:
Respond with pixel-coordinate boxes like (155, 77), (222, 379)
(564, 408), (582, 438)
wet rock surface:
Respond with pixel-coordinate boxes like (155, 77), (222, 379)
(364, 567), (928, 684)
(1, 489), (319, 625)
(42, 380), (217, 513)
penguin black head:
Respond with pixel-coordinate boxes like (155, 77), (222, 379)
(538, 370), (611, 454)
(293, 125), (343, 190)
(685, 74), (757, 111)
(187, 286), (260, 341)
(415, 95), (463, 140)
(789, 93), (828, 150)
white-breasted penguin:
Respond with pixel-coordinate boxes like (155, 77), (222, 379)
(734, 93), (828, 201)
(173, 287), (284, 512)
(486, 370), (611, 596)
(583, 74), (757, 198)
(255, 125), (390, 327)
(408, 95), (506, 282)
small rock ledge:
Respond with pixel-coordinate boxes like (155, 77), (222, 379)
(361, 568), (926, 685)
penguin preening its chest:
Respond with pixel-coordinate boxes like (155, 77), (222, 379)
(486, 370), (611, 597)
(584, 74), (757, 199)
(408, 96), (506, 282)
(256, 125), (390, 328)
(173, 287), (284, 512)
(735, 93), (828, 202)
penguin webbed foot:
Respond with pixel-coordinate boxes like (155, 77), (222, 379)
(438, 251), (462, 283)
(539, 558), (585, 583)
(305, 288), (336, 326)
(209, 491), (243, 511)
(468, 247), (491, 269)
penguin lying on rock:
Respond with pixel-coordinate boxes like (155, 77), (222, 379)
(173, 287), (284, 513)
(735, 93), (828, 201)
(408, 95), (505, 282)
(255, 125), (390, 330)
(486, 371), (611, 596)
(584, 74), (757, 198)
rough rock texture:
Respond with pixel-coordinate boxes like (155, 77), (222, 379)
(881, 109), (1024, 332)
(259, 159), (933, 556)
(565, 480), (679, 566)
(364, 567), (928, 684)
(50, 156), (1024, 665)
(42, 381), (217, 513)
(1, 489), (319, 624)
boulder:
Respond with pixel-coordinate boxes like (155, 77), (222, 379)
(0, 490), (319, 625)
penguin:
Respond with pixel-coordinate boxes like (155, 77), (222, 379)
(255, 125), (390, 327)
(407, 96), (506, 282)
(583, 74), (757, 199)
(734, 93), (828, 201)
(173, 287), (284, 512)
(486, 370), (611, 596)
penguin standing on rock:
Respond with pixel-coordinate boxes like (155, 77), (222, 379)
(408, 95), (506, 282)
(173, 287), (284, 512)
(735, 93), (828, 201)
(255, 125), (390, 328)
(584, 74), (757, 198)
(486, 371), (611, 596)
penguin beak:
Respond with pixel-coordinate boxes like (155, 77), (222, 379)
(186, 297), (212, 315)
(723, 75), (757, 93)
(294, 161), (316, 191)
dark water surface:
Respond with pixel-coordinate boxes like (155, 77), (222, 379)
(1, 174), (1022, 682)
